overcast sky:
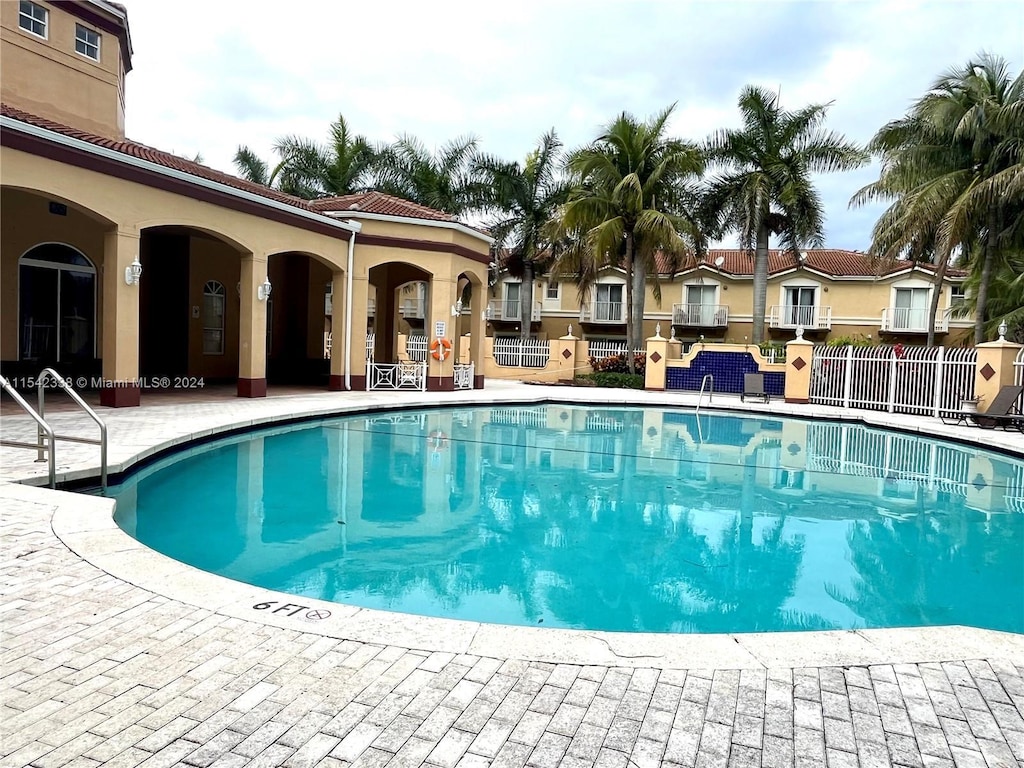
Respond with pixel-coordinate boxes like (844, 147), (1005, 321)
(123, 0), (1022, 250)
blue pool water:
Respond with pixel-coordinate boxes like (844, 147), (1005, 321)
(111, 405), (1024, 634)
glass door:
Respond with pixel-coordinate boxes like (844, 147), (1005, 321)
(785, 287), (816, 327)
(19, 266), (59, 362)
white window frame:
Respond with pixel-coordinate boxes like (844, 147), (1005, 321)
(593, 281), (625, 322)
(18, 0), (48, 39)
(202, 281), (226, 355)
(685, 282), (718, 307)
(950, 284), (967, 307)
(890, 281), (932, 332)
(545, 280), (560, 300)
(75, 23), (101, 61)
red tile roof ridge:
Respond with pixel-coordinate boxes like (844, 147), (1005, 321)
(310, 191), (459, 222)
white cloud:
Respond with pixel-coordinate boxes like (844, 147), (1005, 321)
(122, 0), (1023, 248)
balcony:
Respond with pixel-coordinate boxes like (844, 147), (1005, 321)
(399, 298), (426, 320)
(367, 298), (375, 317)
(487, 299), (542, 322)
(580, 301), (625, 324)
(672, 303), (728, 328)
(768, 305), (832, 330)
(880, 307), (950, 334)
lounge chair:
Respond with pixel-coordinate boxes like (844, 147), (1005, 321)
(941, 385), (1024, 431)
(741, 373), (770, 403)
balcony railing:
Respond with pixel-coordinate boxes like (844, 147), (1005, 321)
(399, 298), (426, 319)
(768, 305), (832, 330)
(880, 307), (950, 333)
(580, 301), (625, 324)
(487, 299), (542, 322)
(672, 304), (728, 327)
(367, 298), (375, 317)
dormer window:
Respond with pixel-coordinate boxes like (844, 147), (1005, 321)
(19, 1), (47, 39)
(75, 24), (101, 61)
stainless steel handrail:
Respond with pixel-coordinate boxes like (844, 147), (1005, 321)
(696, 374), (714, 413)
(0, 375), (57, 488)
(37, 368), (108, 491)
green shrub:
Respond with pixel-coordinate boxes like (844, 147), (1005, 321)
(576, 372), (645, 389)
(826, 334), (874, 348)
(588, 352), (646, 375)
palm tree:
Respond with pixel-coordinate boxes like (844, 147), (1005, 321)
(853, 54), (1024, 344)
(558, 105), (704, 370)
(474, 131), (573, 338)
(273, 114), (379, 199)
(375, 134), (484, 216)
(233, 145), (282, 187)
(706, 86), (867, 344)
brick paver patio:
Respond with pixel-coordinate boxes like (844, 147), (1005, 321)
(2, 386), (1023, 767)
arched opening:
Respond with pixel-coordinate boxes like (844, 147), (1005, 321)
(266, 251), (335, 385)
(1, 186), (112, 382)
(138, 225), (244, 382)
(18, 244), (97, 367)
(367, 262), (432, 364)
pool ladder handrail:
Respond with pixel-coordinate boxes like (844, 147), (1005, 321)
(695, 374), (714, 414)
(0, 369), (108, 491)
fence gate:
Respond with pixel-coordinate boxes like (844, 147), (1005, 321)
(1015, 347), (1024, 413)
(810, 345), (977, 417)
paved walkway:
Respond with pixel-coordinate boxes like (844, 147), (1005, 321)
(2, 385), (1023, 767)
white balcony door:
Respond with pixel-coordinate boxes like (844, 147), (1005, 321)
(685, 285), (717, 325)
(504, 283), (521, 319)
(894, 287), (929, 330)
(595, 284), (623, 321)
(784, 286), (816, 326)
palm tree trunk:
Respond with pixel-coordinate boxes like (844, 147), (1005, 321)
(974, 207), (999, 344)
(624, 232), (635, 375)
(520, 261), (535, 340)
(631, 257), (647, 351)
(752, 225), (770, 345)
(926, 258), (949, 348)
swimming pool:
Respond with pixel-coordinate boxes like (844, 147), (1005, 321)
(111, 404), (1024, 634)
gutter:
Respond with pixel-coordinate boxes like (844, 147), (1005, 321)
(343, 220), (362, 391)
(0, 117), (359, 237)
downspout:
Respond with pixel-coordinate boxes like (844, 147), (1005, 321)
(343, 221), (362, 391)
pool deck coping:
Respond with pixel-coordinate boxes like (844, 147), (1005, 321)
(2, 381), (1022, 670)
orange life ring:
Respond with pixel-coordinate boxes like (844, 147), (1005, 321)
(427, 430), (448, 450)
(430, 337), (452, 361)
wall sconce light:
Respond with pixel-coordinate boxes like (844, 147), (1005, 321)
(451, 300), (463, 317)
(998, 320), (1008, 341)
(124, 256), (143, 286)
(257, 277), (272, 301)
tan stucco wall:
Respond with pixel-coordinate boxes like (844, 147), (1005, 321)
(1, 1), (126, 139)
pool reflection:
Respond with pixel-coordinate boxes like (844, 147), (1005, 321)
(113, 405), (1024, 634)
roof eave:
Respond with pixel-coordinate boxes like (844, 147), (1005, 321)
(1, 115), (359, 236)
(322, 209), (494, 245)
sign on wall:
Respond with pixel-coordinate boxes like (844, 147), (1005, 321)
(434, 321), (446, 339)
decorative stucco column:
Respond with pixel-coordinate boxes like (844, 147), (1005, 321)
(784, 335), (815, 404)
(100, 227), (141, 407)
(975, 337), (1023, 413)
(644, 328), (668, 391)
(237, 254), (268, 397)
(554, 327), (578, 383)
(427, 276), (458, 391)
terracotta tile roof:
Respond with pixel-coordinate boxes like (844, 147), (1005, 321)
(310, 192), (458, 222)
(657, 249), (967, 279)
(1, 103), (320, 213)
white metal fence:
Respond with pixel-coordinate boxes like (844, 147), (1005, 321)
(407, 334), (428, 362)
(809, 344), (977, 417)
(587, 340), (627, 361)
(366, 333), (374, 361)
(493, 338), (551, 368)
(366, 361), (427, 391)
(804, 421), (972, 498)
(325, 332), (374, 360)
(454, 363), (475, 390)
(1015, 347), (1024, 412)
